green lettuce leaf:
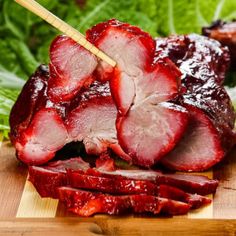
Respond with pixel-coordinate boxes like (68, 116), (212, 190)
(156, 0), (236, 35)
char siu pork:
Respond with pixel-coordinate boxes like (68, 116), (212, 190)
(9, 19), (236, 217)
(155, 34), (236, 171)
(202, 20), (236, 69)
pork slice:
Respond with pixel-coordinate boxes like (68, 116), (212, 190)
(97, 169), (218, 195)
(116, 101), (188, 167)
(57, 187), (190, 216)
(161, 105), (225, 171)
(28, 157), (89, 198)
(9, 65), (71, 165)
(48, 35), (98, 102)
(9, 65), (49, 145)
(87, 19), (189, 167)
(67, 169), (211, 209)
(66, 81), (131, 161)
(15, 108), (68, 165)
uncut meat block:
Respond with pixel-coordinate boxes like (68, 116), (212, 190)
(155, 34), (236, 171)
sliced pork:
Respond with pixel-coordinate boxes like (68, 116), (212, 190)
(10, 20), (190, 167)
(58, 187), (190, 216)
(28, 157), (89, 198)
(66, 81), (130, 161)
(87, 19), (189, 167)
(67, 170), (211, 208)
(155, 34), (236, 171)
(9, 67), (129, 164)
(29, 158), (217, 200)
(9, 65), (69, 165)
(48, 36), (97, 102)
(10, 19), (236, 216)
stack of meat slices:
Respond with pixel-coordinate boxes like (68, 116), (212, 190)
(29, 156), (217, 216)
(9, 19), (236, 216)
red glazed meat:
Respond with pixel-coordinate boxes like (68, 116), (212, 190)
(28, 157), (89, 198)
(87, 19), (189, 167)
(57, 187), (190, 216)
(202, 20), (236, 68)
(155, 34), (236, 171)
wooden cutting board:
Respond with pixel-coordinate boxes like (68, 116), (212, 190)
(0, 134), (236, 235)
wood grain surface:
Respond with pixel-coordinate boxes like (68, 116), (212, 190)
(0, 218), (236, 235)
(0, 137), (236, 234)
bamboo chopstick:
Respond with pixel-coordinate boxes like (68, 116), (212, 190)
(14, 0), (116, 67)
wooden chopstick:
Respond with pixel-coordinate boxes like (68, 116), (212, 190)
(14, 0), (116, 67)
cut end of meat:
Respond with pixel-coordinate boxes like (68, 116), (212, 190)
(49, 35), (98, 102)
(86, 19), (187, 167)
(87, 19), (157, 115)
(66, 96), (118, 155)
(29, 157), (89, 198)
(9, 65), (49, 144)
(16, 108), (68, 165)
(117, 102), (189, 167)
(161, 105), (225, 171)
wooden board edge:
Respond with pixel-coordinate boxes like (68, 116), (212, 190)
(0, 218), (235, 235)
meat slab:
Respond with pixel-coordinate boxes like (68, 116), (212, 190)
(155, 34), (236, 171)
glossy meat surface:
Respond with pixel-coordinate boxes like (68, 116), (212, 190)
(203, 20), (236, 68)
(58, 187), (190, 216)
(155, 34), (236, 171)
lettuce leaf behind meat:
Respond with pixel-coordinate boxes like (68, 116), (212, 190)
(156, 0), (236, 35)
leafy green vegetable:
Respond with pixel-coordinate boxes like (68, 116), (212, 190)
(0, 89), (20, 138)
(156, 0), (236, 35)
(1, 0), (236, 138)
